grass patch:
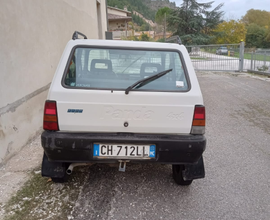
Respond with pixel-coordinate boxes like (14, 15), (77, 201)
(190, 57), (208, 60)
(230, 52), (270, 61)
(201, 48), (270, 61)
(3, 169), (87, 220)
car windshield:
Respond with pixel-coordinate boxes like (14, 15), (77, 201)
(64, 47), (189, 92)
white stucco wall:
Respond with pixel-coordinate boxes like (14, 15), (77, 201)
(0, 0), (107, 164)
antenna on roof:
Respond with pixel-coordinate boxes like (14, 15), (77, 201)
(165, 35), (182, 45)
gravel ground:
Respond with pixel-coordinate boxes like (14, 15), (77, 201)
(0, 135), (43, 218)
(1, 71), (270, 220)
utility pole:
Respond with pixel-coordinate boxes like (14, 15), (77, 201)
(163, 12), (166, 40)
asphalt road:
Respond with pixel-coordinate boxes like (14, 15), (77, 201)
(70, 71), (270, 220)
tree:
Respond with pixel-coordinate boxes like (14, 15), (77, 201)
(140, 23), (150, 31)
(132, 13), (151, 31)
(155, 7), (171, 24)
(245, 23), (270, 48)
(213, 20), (247, 44)
(156, 38), (165, 42)
(167, 0), (224, 45)
(242, 9), (270, 28)
(246, 23), (266, 48)
(265, 29), (270, 44)
(140, 32), (150, 41)
(132, 14), (145, 26)
(155, 7), (172, 39)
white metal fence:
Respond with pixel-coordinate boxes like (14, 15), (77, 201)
(186, 42), (270, 73)
(248, 50), (270, 74)
(186, 44), (242, 72)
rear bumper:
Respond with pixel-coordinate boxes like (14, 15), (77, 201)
(41, 131), (206, 164)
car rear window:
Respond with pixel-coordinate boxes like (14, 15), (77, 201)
(63, 47), (189, 92)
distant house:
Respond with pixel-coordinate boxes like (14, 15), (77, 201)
(107, 6), (132, 39)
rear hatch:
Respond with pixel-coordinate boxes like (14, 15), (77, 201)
(50, 42), (203, 134)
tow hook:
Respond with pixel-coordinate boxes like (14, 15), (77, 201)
(118, 160), (129, 172)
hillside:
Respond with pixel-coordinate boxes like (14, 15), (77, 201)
(147, 0), (176, 12)
(107, 0), (176, 21)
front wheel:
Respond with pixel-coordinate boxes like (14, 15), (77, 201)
(172, 165), (193, 186)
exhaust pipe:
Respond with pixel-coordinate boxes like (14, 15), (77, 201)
(66, 163), (90, 175)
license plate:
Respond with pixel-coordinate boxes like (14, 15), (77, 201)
(93, 144), (156, 159)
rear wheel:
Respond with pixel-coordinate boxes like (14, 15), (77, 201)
(172, 164), (193, 186)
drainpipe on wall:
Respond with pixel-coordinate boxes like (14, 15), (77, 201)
(105, 0), (108, 31)
(105, 0), (113, 40)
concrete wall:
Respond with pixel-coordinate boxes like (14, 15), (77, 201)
(112, 31), (133, 39)
(109, 20), (127, 31)
(0, 0), (107, 164)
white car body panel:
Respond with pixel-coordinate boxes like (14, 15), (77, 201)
(48, 40), (204, 134)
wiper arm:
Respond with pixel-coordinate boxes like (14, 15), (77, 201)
(125, 68), (172, 95)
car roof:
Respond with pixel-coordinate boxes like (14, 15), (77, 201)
(67, 39), (186, 50)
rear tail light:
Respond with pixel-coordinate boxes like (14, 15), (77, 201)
(191, 105), (205, 134)
(43, 101), (59, 131)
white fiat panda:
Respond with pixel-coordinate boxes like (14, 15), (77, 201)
(41, 32), (206, 185)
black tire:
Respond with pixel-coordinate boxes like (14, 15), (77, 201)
(172, 164), (193, 186)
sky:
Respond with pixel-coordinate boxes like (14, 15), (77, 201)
(173, 0), (269, 20)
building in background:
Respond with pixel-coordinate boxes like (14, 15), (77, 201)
(107, 6), (132, 40)
(0, 0), (107, 164)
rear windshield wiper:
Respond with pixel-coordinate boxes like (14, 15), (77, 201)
(125, 69), (172, 95)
